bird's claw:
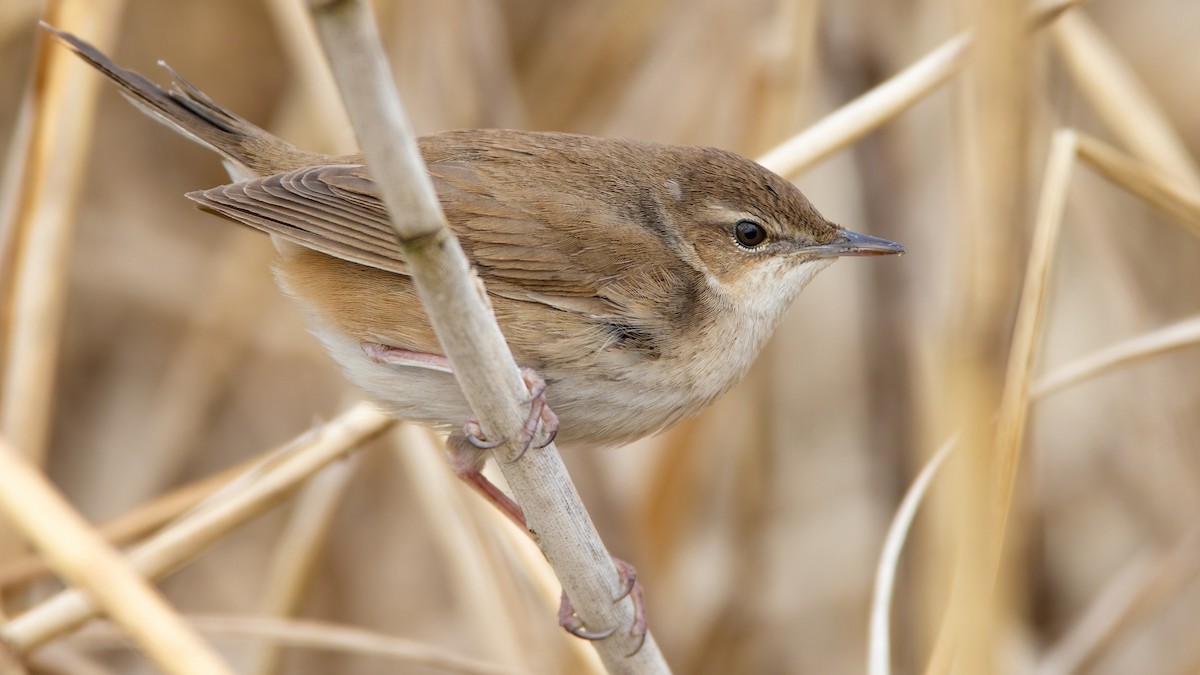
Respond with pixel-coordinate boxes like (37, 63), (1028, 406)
(558, 592), (618, 640)
(461, 368), (559, 459)
(506, 368), (560, 462)
(462, 418), (503, 449)
(557, 556), (648, 656)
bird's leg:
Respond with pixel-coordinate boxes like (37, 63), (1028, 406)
(366, 344), (642, 648)
(361, 342), (454, 372)
(559, 557), (648, 655)
(451, 431), (648, 651)
(445, 432), (528, 529)
(446, 367), (560, 528)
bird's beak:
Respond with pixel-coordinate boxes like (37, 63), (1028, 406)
(802, 229), (905, 258)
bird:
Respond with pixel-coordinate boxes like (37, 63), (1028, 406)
(45, 24), (903, 648)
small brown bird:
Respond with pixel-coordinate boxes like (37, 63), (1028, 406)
(49, 26), (902, 645)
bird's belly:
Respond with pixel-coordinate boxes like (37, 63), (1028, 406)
(312, 323), (710, 448)
(542, 363), (711, 448)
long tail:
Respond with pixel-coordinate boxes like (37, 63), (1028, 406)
(42, 23), (325, 179)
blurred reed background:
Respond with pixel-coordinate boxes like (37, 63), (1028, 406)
(1, 0), (1199, 673)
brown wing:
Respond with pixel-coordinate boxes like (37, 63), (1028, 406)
(188, 159), (678, 319)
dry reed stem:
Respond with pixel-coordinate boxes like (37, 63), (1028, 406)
(0, 436), (232, 674)
(304, 1), (666, 670)
(880, 271), (1200, 675)
(2, 402), (392, 651)
(1035, 523), (1200, 675)
(388, 424), (531, 668)
(1052, 9), (1200, 191)
(263, 0), (354, 154)
(1075, 133), (1200, 237)
(448, 426), (606, 674)
(472, 473), (608, 675)
(917, 123), (1199, 673)
(0, 454), (263, 591)
(869, 438), (956, 675)
(926, 125), (1199, 673)
(925, 128), (1072, 675)
(0, 1), (125, 576)
(71, 615), (531, 675)
(990, 127), (1077, 578)
(1032, 314), (1200, 399)
(923, 0), (1036, 670)
(249, 452), (360, 675)
(756, 0), (1087, 178)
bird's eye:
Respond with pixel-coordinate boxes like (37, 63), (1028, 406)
(734, 220), (768, 248)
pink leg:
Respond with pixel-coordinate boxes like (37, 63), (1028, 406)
(446, 432), (527, 530)
(366, 342), (641, 649)
(362, 342), (453, 372)
(558, 557), (648, 654)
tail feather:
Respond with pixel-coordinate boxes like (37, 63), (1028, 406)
(42, 23), (325, 179)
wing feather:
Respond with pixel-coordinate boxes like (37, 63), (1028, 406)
(188, 152), (688, 325)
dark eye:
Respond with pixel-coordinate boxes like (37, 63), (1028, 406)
(734, 220), (768, 248)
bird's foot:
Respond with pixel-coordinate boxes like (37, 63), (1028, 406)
(462, 368), (559, 461)
(558, 557), (647, 656)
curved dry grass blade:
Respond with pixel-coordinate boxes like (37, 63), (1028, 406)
(757, 33), (969, 177)
(1052, 10), (1200, 191)
(1, 403), (393, 652)
(1075, 133), (1200, 238)
(1032, 314), (1200, 399)
(869, 438), (956, 675)
(73, 615), (531, 675)
(249, 453), (360, 675)
(0, 436), (233, 675)
(756, 0), (1089, 178)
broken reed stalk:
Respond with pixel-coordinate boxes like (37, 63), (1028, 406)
(2, 402), (392, 651)
(303, 0), (667, 671)
(0, 436), (232, 675)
